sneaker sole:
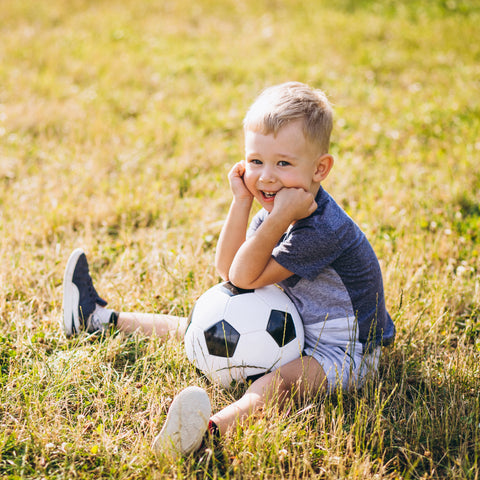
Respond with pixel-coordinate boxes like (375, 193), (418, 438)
(152, 386), (211, 458)
(62, 248), (84, 337)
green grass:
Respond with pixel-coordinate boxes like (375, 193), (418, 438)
(1, 0), (479, 478)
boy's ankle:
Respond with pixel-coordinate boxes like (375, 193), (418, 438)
(207, 419), (221, 438)
(109, 311), (119, 327)
(87, 306), (118, 334)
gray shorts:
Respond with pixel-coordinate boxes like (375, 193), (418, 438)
(303, 317), (381, 393)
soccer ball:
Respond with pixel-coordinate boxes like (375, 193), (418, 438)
(184, 282), (304, 387)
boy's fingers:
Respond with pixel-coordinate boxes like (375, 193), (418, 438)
(230, 161), (245, 177)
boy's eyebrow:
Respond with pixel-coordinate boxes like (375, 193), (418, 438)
(276, 152), (298, 160)
(246, 151), (298, 160)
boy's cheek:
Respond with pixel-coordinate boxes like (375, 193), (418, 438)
(243, 172), (255, 189)
(247, 185), (257, 197)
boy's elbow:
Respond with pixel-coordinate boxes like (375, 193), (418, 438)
(228, 271), (255, 290)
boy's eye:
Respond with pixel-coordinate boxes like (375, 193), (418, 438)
(249, 159), (262, 165)
(278, 160), (290, 166)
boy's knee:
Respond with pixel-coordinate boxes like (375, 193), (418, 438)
(246, 369), (288, 399)
(245, 356), (327, 404)
(277, 356), (327, 400)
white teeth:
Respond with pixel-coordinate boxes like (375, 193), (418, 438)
(263, 192), (276, 198)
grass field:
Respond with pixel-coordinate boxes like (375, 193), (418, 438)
(1, 0), (480, 478)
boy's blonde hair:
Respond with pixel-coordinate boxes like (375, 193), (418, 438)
(243, 82), (333, 155)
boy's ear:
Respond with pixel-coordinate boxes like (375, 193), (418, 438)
(313, 154), (334, 182)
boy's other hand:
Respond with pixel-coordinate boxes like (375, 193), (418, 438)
(272, 188), (317, 223)
(228, 161), (253, 201)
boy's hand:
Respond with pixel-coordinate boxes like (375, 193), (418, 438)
(228, 161), (253, 201)
(271, 187), (317, 223)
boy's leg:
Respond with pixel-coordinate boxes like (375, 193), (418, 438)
(117, 312), (188, 339)
(210, 355), (327, 435)
(151, 357), (326, 457)
(62, 248), (187, 339)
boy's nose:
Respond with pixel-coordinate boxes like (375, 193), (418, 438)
(259, 167), (275, 183)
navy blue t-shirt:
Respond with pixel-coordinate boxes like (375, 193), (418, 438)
(247, 187), (395, 351)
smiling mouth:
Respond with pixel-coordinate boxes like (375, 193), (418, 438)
(262, 191), (277, 199)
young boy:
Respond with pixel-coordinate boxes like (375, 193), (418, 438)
(62, 82), (395, 458)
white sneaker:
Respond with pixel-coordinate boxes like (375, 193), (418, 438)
(152, 386), (212, 458)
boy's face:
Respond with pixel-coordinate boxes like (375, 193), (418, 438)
(244, 120), (330, 212)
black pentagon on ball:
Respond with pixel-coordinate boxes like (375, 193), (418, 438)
(205, 320), (240, 358)
(266, 310), (296, 347)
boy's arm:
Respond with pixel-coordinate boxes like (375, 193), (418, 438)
(228, 214), (294, 289)
(215, 162), (253, 281)
(229, 187), (317, 289)
(215, 197), (252, 281)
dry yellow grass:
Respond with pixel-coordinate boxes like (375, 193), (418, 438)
(1, 0), (479, 478)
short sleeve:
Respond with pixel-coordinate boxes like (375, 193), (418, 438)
(272, 218), (344, 281)
(247, 209), (268, 238)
